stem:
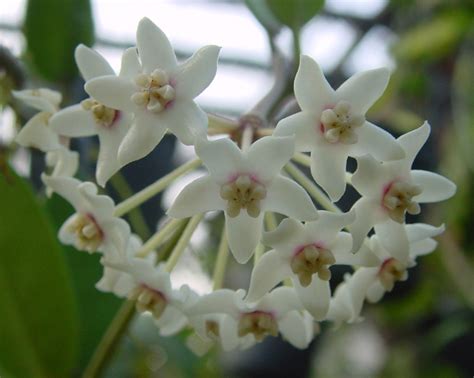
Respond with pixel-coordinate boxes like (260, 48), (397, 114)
(212, 226), (229, 290)
(240, 126), (254, 151)
(284, 162), (341, 213)
(114, 159), (202, 217)
(81, 300), (136, 378)
(165, 214), (204, 272)
(207, 113), (238, 130)
(292, 152), (311, 167)
(264, 211), (278, 231)
(135, 218), (187, 258)
(254, 243), (265, 264)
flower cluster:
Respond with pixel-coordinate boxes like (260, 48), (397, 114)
(14, 18), (456, 353)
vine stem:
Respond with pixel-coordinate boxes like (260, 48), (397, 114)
(240, 125), (254, 151)
(114, 159), (202, 217)
(212, 225), (229, 290)
(164, 214), (204, 272)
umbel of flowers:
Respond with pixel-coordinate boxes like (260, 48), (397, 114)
(14, 18), (456, 354)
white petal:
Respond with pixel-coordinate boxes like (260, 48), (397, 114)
(259, 286), (303, 317)
(156, 306), (187, 336)
(117, 114), (167, 166)
(336, 67), (390, 114)
(13, 88), (61, 113)
(220, 315), (241, 351)
(397, 121), (430, 166)
(294, 277), (330, 320)
(350, 198), (380, 253)
(347, 268), (378, 319)
(174, 45), (220, 99)
(274, 112), (319, 152)
(42, 175), (83, 209)
(190, 289), (241, 318)
(405, 223), (445, 243)
(119, 47), (140, 78)
(226, 212), (263, 264)
(168, 176), (225, 218)
(75, 44), (114, 81)
(246, 250), (291, 302)
(305, 210), (355, 245)
(410, 239), (438, 259)
(350, 122), (405, 161)
(45, 148), (79, 197)
(58, 214), (79, 246)
(136, 17), (177, 72)
(411, 170), (456, 203)
(85, 76), (136, 112)
(246, 136), (294, 181)
(366, 281), (386, 303)
(16, 113), (61, 152)
(294, 55), (334, 112)
(352, 154), (387, 197)
(264, 176), (318, 221)
(161, 99), (207, 145)
(333, 233), (379, 267)
(195, 137), (243, 182)
(374, 219), (409, 263)
(50, 105), (96, 137)
(79, 181), (116, 221)
(310, 143), (349, 201)
(278, 311), (311, 349)
(262, 217), (306, 250)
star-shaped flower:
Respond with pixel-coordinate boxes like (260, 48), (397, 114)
(190, 288), (314, 349)
(246, 212), (378, 319)
(168, 136), (318, 263)
(42, 175), (130, 254)
(274, 55), (404, 201)
(50, 45), (136, 186)
(349, 122), (456, 255)
(85, 17), (221, 166)
(44, 147), (79, 197)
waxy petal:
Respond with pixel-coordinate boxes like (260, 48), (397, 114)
(278, 311), (312, 349)
(397, 121), (430, 166)
(174, 45), (221, 100)
(351, 154), (387, 198)
(50, 105), (96, 137)
(274, 112), (319, 152)
(85, 76), (136, 112)
(13, 88), (61, 113)
(75, 44), (114, 81)
(137, 17), (177, 72)
(16, 113), (61, 152)
(168, 176), (225, 218)
(42, 175), (84, 210)
(310, 143), (349, 201)
(247, 136), (295, 182)
(304, 210), (355, 245)
(293, 277), (330, 320)
(190, 289), (241, 318)
(350, 198), (380, 253)
(262, 217), (306, 250)
(374, 219), (409, 263)
(405, 223), (445, 243)
(336, 67), (390, 115)
(264, 176), (318, 221)
(294, 55), (334, 112)
(226, 212), (263, 264)
(246, 250), (291, 302)
(258, 287), (303, 318)
(119, 47), (141, 78)
(349, 121), (405, 161)
(411, 170), (456, 203)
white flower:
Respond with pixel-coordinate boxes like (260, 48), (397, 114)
(246, 212), (378, 319)
(168, 136), (318, 263)
(44, 146), (79, 197)
(14, 88), (63, 152)
(50, 45), (136, 186)
(41, 175), (130, 254)
(350, 122), (456, 255)
(190, 288), (314, 349)
(85, 17), (221, 166)
(274, 56), (404, 201)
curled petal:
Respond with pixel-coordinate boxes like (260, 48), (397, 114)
(16, 113), (61, 152)
(397, 121), (430, 166)
(190, 289), (241, 318)
(411, 170), (456, 203)
(350, 198), (380, 253)
(42, 175), (83, 210)
(13, 88), (61, 113)
(405, 223), (445, 243)
(75, 44), (114, 81)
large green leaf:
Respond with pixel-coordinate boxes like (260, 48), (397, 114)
(0, 169), (79, 377)
(265, 0), (324, 31)
(24, 0), (94, 81)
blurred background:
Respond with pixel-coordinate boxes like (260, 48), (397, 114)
(0, 0), (473, 377)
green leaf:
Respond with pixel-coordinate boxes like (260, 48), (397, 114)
(245, 0), (282, 36)
(24, 0), (94, 81)
(0, 169), (79, 377)
(265, 0), (324, 31)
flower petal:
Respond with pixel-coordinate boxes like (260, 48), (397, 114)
(13, 88), (61, 113)
(119, 47), (141, 78)
(278, 311), (312, 349)
(16, 113), (61, 152)
(136, 17), (177, 72)
(374, 219), (409, 263)
(156, 306), (187, 336)
(75, 44), (114, 81)
(262, 217), (306, 250)
(349, 121), (405, 161)
(294, 55), (334, 112)
(336, 67), (390, 115)
(304, 210), (355, 245)
(411, 170), (456, 203)
(264, 176), (318, 221)
(310, 143), (349, 201)
(405, 223), (445, 243)
(351, 154), (387, 197)
(274, 112), (319, 152)
(174, 45), (220, 100)
(333, 233), (379, 267)
(49, 105), (97, 137)
(350, 197), (379, 253)
(195, 137), (243, 182)
(190, 289), (240, 318)
(366, 281), (386, 303)
(117, 114), (167, 166)
(293, 277), (330, 320)
(410, 239), (438, 259)
(258, 286), (303, 317)
(397, 121), (430, 166)
(85, 76), (136, 112)
(246, 136), (294, 181)
(246, 250), (291, 302)
(226, 212), (263, 264)
(41, 175), (83, 209)
(168, 176), (225, 218)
